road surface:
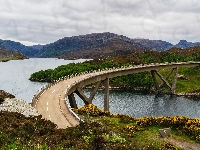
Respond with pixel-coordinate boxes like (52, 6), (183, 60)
(34, 78), (80, 128)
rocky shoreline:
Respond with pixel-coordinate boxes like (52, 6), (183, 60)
(0, 98), (40, 117)
(0, 90), (40, 117)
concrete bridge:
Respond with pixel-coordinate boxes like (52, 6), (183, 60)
(32, 62), (200, 128)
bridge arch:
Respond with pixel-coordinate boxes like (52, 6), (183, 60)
(32, 62), (200, 128)
(65, 62), (200, 111)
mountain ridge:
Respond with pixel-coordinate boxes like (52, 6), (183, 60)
(1, 32), (200, 58)
(0, 40), (39, 57)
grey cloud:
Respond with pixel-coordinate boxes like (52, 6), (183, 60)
(0, 0), (200, 45)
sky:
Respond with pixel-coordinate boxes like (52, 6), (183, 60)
(0, 0), (200, 46)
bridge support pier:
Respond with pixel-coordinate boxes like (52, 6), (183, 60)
(74, 78), (110, 111)
(75, 81), (102, 105)
(104, 78), (109, 111)
(68, 93), (78, 108)
(151, 67), (178, 94)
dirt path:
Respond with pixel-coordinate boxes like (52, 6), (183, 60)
(162, 138), (200, 150)
(153, 135), (200, 150)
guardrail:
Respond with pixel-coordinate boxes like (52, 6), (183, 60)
(31, 76), (83, 122)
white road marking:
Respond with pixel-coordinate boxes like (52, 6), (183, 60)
(47, 102), (49, 111)
(52, 90), (55, 93)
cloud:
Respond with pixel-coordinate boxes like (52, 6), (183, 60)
(0, 0), (200, 45)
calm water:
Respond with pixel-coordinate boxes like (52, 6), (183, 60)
(74, 89), (200, 119)
(0, 58), (86, 102)
(1, 58), (200, 118)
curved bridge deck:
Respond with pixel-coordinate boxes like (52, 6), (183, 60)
(32, 62), (200, 128)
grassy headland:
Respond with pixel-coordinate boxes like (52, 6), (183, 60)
(29, 46), (200, 94)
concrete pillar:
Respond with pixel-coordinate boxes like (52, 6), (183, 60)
(75, 88), (90, 105)
(104, 78), (109, 111)
(150, 70), (160, 91)
(172, 67), (178, 94)
(68, 93), (78, 108)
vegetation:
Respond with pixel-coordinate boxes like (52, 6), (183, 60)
(0, 90), (15, 104)
(30, 46), (200, 94)
(1, 104), (200, 149)
(0, 48), (27, 61)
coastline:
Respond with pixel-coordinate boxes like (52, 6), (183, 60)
(0, 90), (40, 117)
(0, 57), (29, 62)
(0, 98), (40, 117)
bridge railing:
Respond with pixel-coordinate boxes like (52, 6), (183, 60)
(31, 75), (84, 122)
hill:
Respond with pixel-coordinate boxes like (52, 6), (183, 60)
(39, 32), (141, 58)
(27, 44), (44, 50)
(37, 33), (200, 59)
(132, 38), (173, 51)
(0, 104), (200, 149)
(1, 33), (200, 59)
(38, 32), (174, 59)
(174, 40), (200, 49)
(0, 48), (27, 61)
(30, 45), (200, 94)
(0, 40), (39, 57)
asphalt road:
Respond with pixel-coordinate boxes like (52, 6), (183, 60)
(35, 79), (79, 129)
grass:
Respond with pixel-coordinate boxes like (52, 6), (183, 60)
(0, 56), (21, 61)
(82, 115), (166, 149)
(2, 105), (200, 149)
(155, 67), (200, 94)
(84, 115), (183, 149)
(0, 57), (11, 61)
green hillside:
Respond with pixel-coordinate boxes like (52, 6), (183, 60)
(29, 46), (200, 94)
(1, 105), (200, 149)
(0, 48), (27, 61)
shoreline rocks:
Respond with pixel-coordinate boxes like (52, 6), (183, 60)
(0, 90), (15, 104)
(0, 98), (40, 117)
(0, 90), (15, 98)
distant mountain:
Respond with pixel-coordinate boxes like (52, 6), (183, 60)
(132, 39), (173, 51)
(0, 48), (27, 61)
(0, 40), (39, 57)
(38, 32), (175, 59)
(39, 33), (146, 59)
(174, 40), (200, 49)
(28, 44), (44, 50)
(1, 33), (200, 59)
